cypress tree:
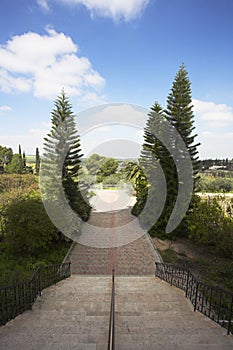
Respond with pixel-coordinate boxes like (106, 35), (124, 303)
(22, 151), (26, 172)
(35, 147), (40, 175)
(18, 145), (23, 174)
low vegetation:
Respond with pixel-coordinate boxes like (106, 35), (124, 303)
(157, 238), (233, 293)
(0, 174), (71, 288)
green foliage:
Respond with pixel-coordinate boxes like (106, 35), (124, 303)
(97, 157), (119, 182)
(84, 153), (106, 175)
(0, 241), (70, 287)
(0, 173), (71, 287)
(0, 174), (38, 193)
(102, 173), (121, 185)
(0, 145), (13, 166)
(5, 154), (23, 174)
(4, 192), (58, 255)
(123, 161), (148, 216)
(196, 175), (233, 193)
(188, 196), (233, 259)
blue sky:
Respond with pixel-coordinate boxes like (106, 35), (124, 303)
(0, 0), (233, 159)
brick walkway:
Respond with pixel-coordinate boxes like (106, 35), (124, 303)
(65, 208), (162, 275)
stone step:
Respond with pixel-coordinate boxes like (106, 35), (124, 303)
(114, 276), (233, 349)
(1, 274), (233, 349)
(0, 276), (111, 350)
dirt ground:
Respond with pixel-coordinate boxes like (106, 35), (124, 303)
(152, 236), (203, 260)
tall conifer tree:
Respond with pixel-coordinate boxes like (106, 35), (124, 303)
(133, 65), (200, 238)
(18, 144), (23, 174)
(43, 90), (91, 222)
(35, 147), (40, 175)
(165, 64), (200, 181)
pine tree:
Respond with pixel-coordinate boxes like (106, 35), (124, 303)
(42, 90), (91, 224)
(133, 65), (200, 238)
(165, 64), (200, 181)
(162, 64), (200, 236)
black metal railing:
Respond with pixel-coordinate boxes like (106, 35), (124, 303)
(108, 268), (115, 350)
(155, 262), (233, 335)
(0, 262), (71, 327)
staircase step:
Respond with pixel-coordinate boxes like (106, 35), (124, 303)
(1, 276), (233, 349)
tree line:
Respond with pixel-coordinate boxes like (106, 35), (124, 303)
(0, 145), (40, 175)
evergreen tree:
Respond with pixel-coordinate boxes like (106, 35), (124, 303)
(133, 65), (200, 238)
(165, 64), (200, 181)
(42, 90), (91, 223)
(6, 154), (22, 174)
(22, 151), (26, 172)
(35, 147), (40, 175)
(18, 145), (23, 174)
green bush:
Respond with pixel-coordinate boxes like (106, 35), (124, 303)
(196, 175), (233, 193)
(4, 192), (58, 255)
(187, 196), (233, 259)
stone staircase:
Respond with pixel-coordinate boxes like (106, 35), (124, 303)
(1, 275), (233, 349)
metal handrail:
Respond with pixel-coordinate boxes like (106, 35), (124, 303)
(0, 262), (71, 327)
(108, 268), (115, 350)
(155, 262), (233, 335)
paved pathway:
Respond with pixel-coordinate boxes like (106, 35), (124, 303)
(89, 189), (136, 213)
(65, 207), (162, 275)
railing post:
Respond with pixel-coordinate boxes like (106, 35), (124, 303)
(38, 267), (42, 297)
(217, 290), (223, 323)
(108, 268), (115, 350)
(170, 266), (173, 286)
(227, 294), (233, 335)
(185, 270), (190, 298)
(194, 282), (199, 312)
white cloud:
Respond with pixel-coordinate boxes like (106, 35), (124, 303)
(91, 104), (147, 125)
(192, 99), (233, 158)
(37, 0), (50, 11)
(0, 105), (12, 112)
(57, 0), (150, 21)
(198, 131), (233, 159)
(0, 27), (105, 101)
(193, 99), (233, 128)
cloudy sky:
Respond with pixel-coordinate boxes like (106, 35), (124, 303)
(0, 0), (233, 159)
